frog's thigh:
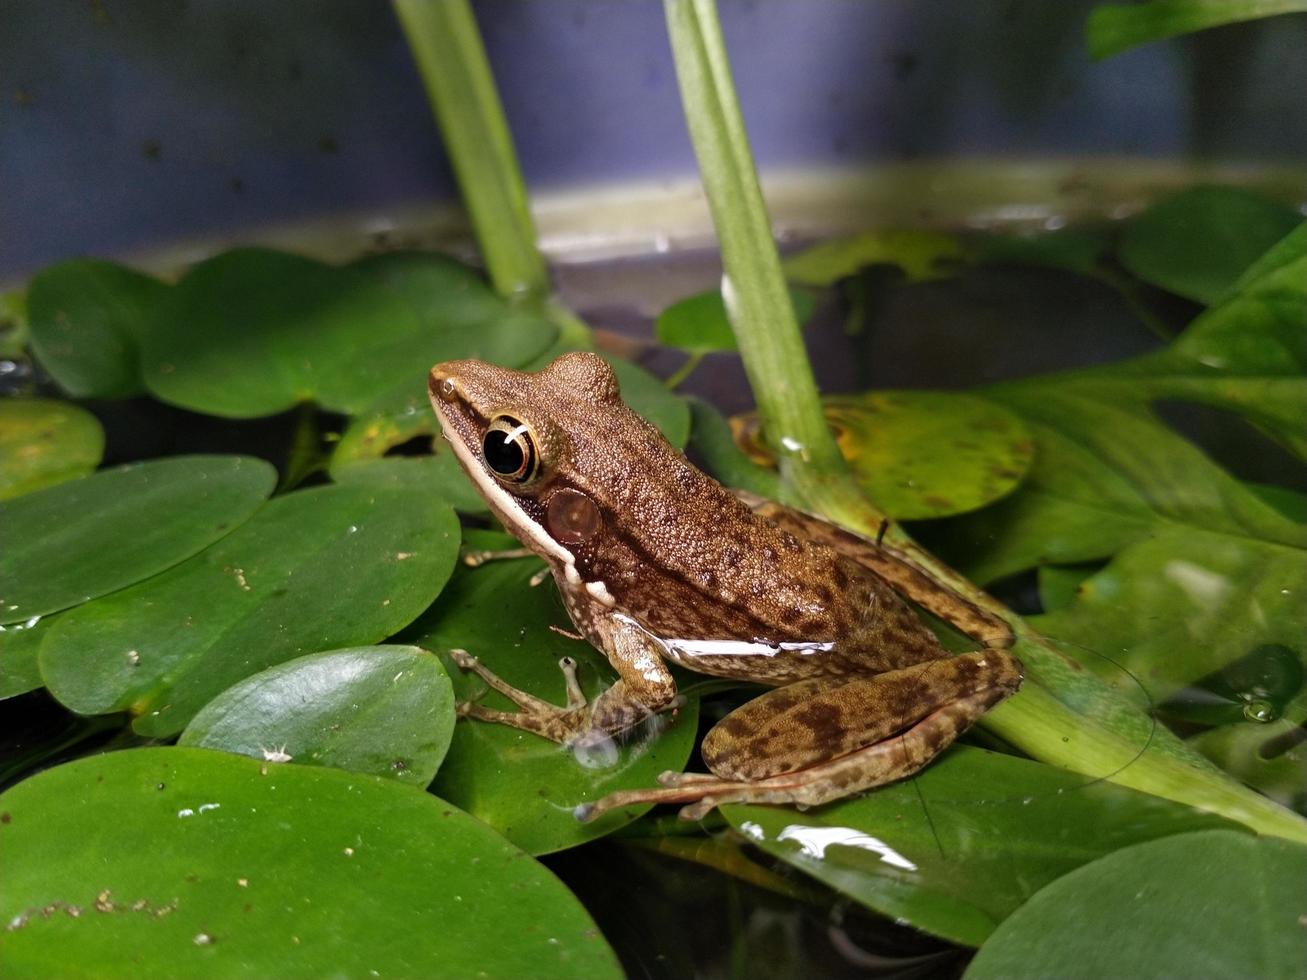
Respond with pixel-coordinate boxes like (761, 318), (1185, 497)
(702, 650), (1020, 781)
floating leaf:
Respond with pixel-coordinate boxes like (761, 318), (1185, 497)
(0, 617), (46, 700)
(41, 483), (460, 736)
(332, 455), (489, 515)
(26, 259), (168, 398)
(735, 391), (1034, 520)
(0, 747), (622, 979)
(1087, 0), (1307, 59)
(0, 455), (275, 624)
(965, 830), (1306, 978)
(179, 646), (455, 786)
(656, 287), (815, 353)
(403, 532), (700, 855)
(725, 746), (1235, 947)
(0, 399), (103, 500)
(783, 230), (963, 286)
(1118, 187), (1301, 305)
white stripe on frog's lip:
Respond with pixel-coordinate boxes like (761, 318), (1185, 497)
(433, 404), (576, 570)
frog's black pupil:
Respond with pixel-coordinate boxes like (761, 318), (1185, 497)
(484, 428), (526, 477)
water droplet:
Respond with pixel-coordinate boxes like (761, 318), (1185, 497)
(1243, 699), (1276, 723)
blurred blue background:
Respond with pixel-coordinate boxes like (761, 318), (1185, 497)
(2, 0), (1304, 277)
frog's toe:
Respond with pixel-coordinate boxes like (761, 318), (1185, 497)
(657, 770), (720, 787)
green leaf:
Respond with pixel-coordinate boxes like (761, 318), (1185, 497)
(656, 286), (815, 353)
(179, 646), (455, 787)
(739, 391), (1034, 520)
(0, 747), (621, 979)
(332, 454), (490, 515)
(403, 532), (701, 855)
(1188, 697), (1307, 813)
(1172, 221), (1307, 376)
(1118, 188), (1301, 305)
(0, 399), (104, 501)
(26, 259), (168, 398)
(968, 227), (1111, 276)
(0, 455), (275, 624)
(605, 355), (692, 449)
(0, 616), (46, 700)
(141, 248), (555, 418)
(783, 230), (964, 286)
(40, 482), (460, 736)
(965, 830), (1307, 978)
(1088, 0), (1307, 59)
(724, 746), (1235, 947)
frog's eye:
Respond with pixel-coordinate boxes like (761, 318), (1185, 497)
(482, 416), (538, 483)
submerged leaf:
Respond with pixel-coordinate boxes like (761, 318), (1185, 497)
(0, 747), (622, 979)
(0, 455), (275, 624)
(783, 230), (963, 286)
(725, 746), (1234, 947)
(403, 532), (700, 855)
(965, 830), (1307, 978)
(179, 646), (456, 786)
(40, 483), (459, 736)
(26, 259), (168, 398)
(1118, 187), (1301, 305)
(0, 399), (104, 500)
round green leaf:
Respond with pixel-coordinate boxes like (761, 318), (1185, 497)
(965, 830), (1307, 979)
(141, 248), (422, 417)
(0, 455), (275, 624)
(40, 482), (460, 736)
(783, 230), (963, 286)
(656, 287), (815, 353)
(0, 399), (104, 500)
(0, 747), (621, 979)
(179, 646), (455, 787)
(1119, 187), (1302, 305)
(404, 532), (701, 855)
(724, 746), (1235, 947)
(828, 391), (1033, 519)
(27, 259), (168, 398)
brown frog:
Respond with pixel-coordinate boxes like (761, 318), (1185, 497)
(428, 352), (1022, 820)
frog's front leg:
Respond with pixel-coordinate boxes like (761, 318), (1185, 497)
(577, 648), (1021, 821)
(450, 615), (678, 745)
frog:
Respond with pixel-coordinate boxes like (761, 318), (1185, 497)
(428, 351), (1022, 821)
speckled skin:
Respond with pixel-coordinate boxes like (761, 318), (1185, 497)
(428, 352), (1023, 820)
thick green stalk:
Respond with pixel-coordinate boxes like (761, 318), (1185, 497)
(393, 0), (548, 303)
(662, 0), (1307, 842)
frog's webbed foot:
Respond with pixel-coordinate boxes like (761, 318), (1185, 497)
(449, 649), (588, 742)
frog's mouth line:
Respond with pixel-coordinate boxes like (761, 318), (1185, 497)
(428, 389), (577, 571)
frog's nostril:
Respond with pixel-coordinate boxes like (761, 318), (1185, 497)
(429, 371), (459, 403)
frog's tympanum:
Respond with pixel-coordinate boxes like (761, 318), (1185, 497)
(429, 353), (1022, 820)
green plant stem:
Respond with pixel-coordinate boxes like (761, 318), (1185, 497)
(662, 0), (1307, 843)
(392, 0), (548, 304)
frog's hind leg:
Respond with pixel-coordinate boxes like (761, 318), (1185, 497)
(737, 492), (1013, 649)
(575, 649), (1021, 822)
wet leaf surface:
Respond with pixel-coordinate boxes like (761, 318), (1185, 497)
(26, 259), (169, 398)
(0, 618), (47, 700)
(0, 399), (104, 501)
(403, 532), (700, 855)
(179, 646), (455, 787)
(0, 747), (622, 979)
(1118, 187), (1301, 305)
(724, 746), (1235, 947)
(964, 830), (1307, 979)
(40, 483), (459, 736)
(1, 455), (276, 624)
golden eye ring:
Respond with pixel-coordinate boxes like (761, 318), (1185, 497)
(482, 416), (538, 484)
